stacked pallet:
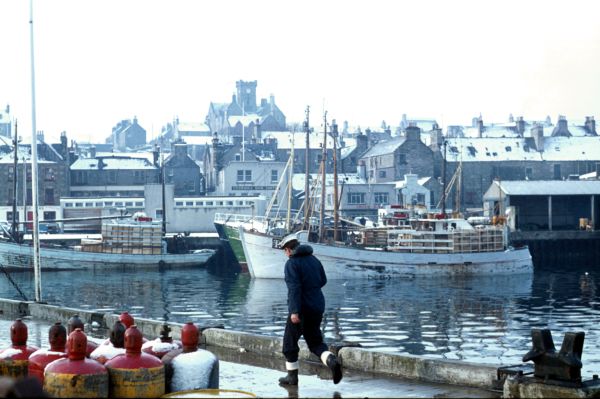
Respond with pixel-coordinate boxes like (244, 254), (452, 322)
(80, 220), (163, 255)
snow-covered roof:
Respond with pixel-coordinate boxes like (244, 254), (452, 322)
(181, 136), (214, 146)
(340, 145), (356, 159)
(0, 153), (54, 164)
(228, 114), (261, 127)
(96, 152), (155, 163)
(494, 180), (600, 196)
(541, 136), (600, 161)
(292, 173), (368, 191)
(177, 121), (210, 132)
(445, 138), (541, 162)
(360, 136), (406, 158)
(445, 136), (600, 162)
(263, 131), (337, 150)
(70, 156), (157, 170)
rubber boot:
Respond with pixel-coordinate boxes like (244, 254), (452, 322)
(278, 369), (298, 386)
(326, 354), (343, 384)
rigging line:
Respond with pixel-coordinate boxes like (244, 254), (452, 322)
(0, 264), (29, 301)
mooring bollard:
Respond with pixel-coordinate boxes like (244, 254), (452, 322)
(522, 328), (585, 383)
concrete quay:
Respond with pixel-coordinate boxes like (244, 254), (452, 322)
(1, 298), (598, 398)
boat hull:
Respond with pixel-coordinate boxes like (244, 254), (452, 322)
(239, 228), (533, 279)
(0, 241), (215, 271)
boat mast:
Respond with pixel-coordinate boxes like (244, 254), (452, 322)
(11, 121), (19, 241)
(331, 120), (339, 242)
(160, 139), (167, 236)
(29, 0), (42, 302)
(318, 112), (328, 242)
(440, 140), (447, 218)
(302, 106), (310, 230)
(286, 129), (294, 232)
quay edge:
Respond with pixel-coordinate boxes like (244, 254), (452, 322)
(1, 299), (502, 391)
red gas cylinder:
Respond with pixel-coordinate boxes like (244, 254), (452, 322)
(162, 322), (218, 393)
(28, 321), (68, 384)
(142, 323), (182, 359)
(67, 314), (98, 357)
(0, 319), (39, 378)
(43, 328), (108, 398)
(119, 311), (135, 329)
(105, 325), (165, 398)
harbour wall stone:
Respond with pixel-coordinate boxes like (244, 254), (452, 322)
(0, 299), (500, 389)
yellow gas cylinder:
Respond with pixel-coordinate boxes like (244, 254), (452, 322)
(0, 319), (39, 378)
(44, 328), (109, 398)
(105, 325), (165, 398)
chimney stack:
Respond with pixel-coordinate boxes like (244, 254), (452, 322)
(585, 116), (597, 136)
(551, 115), (572, 137)
(532, 123), (545, 151)
(516, 116), (525, 136)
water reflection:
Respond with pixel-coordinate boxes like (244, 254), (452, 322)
(0, 264), (599, 377)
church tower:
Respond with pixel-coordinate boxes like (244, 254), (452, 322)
(236, 80), (257, 113)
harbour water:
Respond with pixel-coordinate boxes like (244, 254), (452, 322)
(0, 261), (598, 378)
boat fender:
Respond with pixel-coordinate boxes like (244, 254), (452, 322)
(0, 319), (39, 379)
(28, 321), (68, 384)
(44, 328), (109, 398)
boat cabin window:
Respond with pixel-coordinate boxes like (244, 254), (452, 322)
(227, 201), (234, 206)
(135, 202), (143, 206)
(125, 202), (134, 207)
(175, 201), (184, 206)
(114, 202), (124, 207)
(85, 202), (93, 207)
(75, 202), (83, 207)
(205, 201), (213, 206)
(104, 201), (113, 207)
(185, 201), (194, 206)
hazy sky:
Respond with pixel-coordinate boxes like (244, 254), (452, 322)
(1, 0), (600, 143)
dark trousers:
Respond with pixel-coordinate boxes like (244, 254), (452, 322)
(282, 311), (328, 363)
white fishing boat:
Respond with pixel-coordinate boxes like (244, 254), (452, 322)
(0, 216), (215, 271)
(239, 216), (533, 279)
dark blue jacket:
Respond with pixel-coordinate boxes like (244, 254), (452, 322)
(284, 244), (327, 315)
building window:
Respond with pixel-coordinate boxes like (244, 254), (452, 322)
(553, 164), (561, 179)
(235, 154), (241, 161)
(43, 211), (56, 220)
(271, 170), (279, 183)
(347, 192), (366, 205)
(45, 168), (55, 181)
(175, 201), (184, 206)
(525, 167), (533, 179)
(44, 189), (55, 205)
(378, 170), (387, 178)
(237, 170), (252, 182)
(6, 211), (19, 221)
(156, 209), (163, 219)
(374, 192), (389, 205)
(108, 171), (117, 184)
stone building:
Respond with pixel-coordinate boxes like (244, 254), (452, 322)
(70, 154), (159, 198)
(359, 125), (434, 184)
(163, 143), (204, 196)
(442, 115), (600, 213)
(106, 117), (147, 151)
(0, 132), (70, 227)
(0, 105), (11, 138)
(205, 80), (287, 143)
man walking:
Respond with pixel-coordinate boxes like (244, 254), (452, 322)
(277, 233), (343, 386)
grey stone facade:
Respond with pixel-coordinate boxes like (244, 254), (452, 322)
(106, 117), (147, 151)
(164, 143), (204, 196)
(359, 125), (434, 184)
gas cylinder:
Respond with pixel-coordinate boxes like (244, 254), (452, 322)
(28, 321), (68, 384)
(0, 318), (39, 378)
(105, 325), (165, 398)
(142, 323), (182, 359)
(67, 314), (98, 357)
(119, 311), (135, 329)
(119, 311), (148, 343)
(44, 328), (109, 398)
(162, 322), (218, 393)
(90, 321), (125, 364)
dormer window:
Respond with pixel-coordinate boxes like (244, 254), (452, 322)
(235, 154), (241, 161)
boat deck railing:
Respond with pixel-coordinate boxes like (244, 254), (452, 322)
(374, 227), (506, 254)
